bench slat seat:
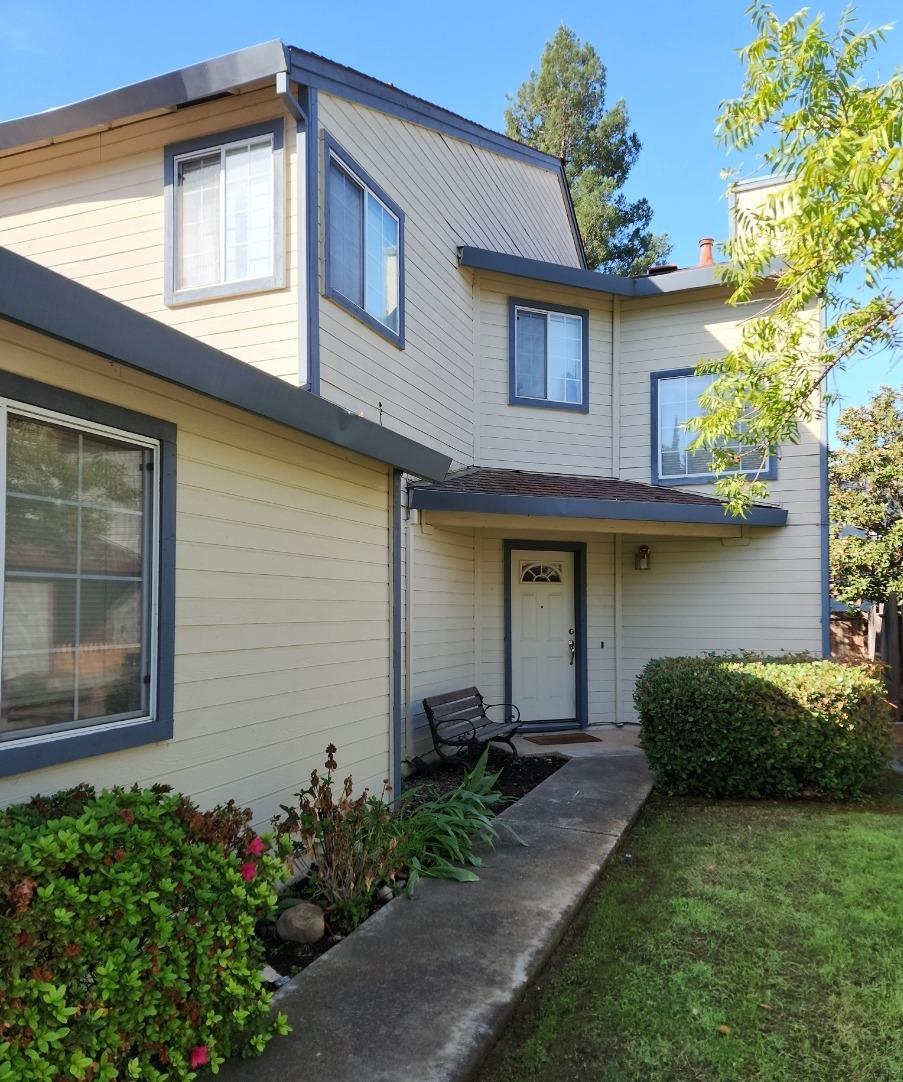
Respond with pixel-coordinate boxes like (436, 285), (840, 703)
(422, 686), (520, 759)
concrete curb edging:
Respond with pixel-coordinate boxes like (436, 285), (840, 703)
(219, 753), (653, 1082)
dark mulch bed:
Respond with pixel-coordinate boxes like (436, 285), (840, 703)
(260, 751), (567, 982)
(401, 750), (567, 810)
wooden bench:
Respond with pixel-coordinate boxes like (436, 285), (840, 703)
(422, 687), (520, 759)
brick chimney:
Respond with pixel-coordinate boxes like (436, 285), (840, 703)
(698, 237), (715, 267)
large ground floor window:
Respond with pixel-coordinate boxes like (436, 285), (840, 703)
(0, 399), (159, 742)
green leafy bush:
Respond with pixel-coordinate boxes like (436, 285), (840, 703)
(635, 656), (892, 798)
(0, 785), (289, 1081)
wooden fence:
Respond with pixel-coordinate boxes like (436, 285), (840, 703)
(867, 595), (902, 724)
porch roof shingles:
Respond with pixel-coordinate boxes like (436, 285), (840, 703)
(408, 467), (788, 527)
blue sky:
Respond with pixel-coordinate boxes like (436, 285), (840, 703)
(0, 0), (899, 430)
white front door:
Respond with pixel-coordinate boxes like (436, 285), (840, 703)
(510, 549), (577, 723)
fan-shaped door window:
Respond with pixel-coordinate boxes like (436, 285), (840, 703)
(520, 562), (563, 583)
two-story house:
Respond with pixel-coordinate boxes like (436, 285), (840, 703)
(0, 42), (827, 818)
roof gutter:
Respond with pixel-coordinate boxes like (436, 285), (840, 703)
(275, 69), (306, 125)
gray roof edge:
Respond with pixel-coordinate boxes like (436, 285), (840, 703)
(0, 39), (562, 175)
(0, 247), (450, 481)
(408, 487), (788, 528)
(0, 41), (289, 152)
(458, 247), (734, 298)
(286, 47), (562, 172)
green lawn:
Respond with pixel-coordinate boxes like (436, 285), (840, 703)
(480, 774), (903, 1082)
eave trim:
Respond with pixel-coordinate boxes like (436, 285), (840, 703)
(408, 487), (788, 527)
(0, 246), (450, 481)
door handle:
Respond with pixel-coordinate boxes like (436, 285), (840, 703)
(568, 639), (575, 665)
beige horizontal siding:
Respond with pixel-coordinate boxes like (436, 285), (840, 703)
(315, 91), (581, 464)
(404, 517), (476, 758)
(0, 86), (301, 384)
(475, 273), (614, 474)
(0, 320), (391, 824)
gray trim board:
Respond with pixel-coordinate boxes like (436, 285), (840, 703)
(0, 40), (290, 152)
(0, 246), (450, 481)
(0, 372), (176, 778)
(301, 85), (321, 394)
(504, 541), (588, 730)
(556, 168), (588, 269)
(287, 48), (560, 173)
(0, 40), (562, 176)
(322, 131), (405, 349)
(391, 471), (402, 796)
(409, 487), (788, 527)
(820, 410), (831, 657)
(508, 298), (589, 413)
(650, 367), (778, 487)
(163, 118), (286, 306)
(459, 246), (731, 298)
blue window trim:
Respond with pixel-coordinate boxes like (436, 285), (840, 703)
(164, 118), (286, 306)
(0, 372), (176, 778)
(322, 131), (405, 350)
(650, 367), (778, 486)
(503, 541), (588, 730)
(508, 298), (590, 413)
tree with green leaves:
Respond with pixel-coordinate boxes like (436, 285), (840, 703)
(506, 25), (671, 275)
(830, 387), (903, 604)
(687, 3), (902, 514)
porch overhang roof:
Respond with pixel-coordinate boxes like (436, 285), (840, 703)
(408, 468), (788, 527)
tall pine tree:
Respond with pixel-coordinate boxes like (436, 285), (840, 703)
(506, 26), (670, 275)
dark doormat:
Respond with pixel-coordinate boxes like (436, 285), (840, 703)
(525, 732), (601, 746)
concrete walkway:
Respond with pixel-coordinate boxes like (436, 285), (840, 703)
(221, 753), (652, 1082)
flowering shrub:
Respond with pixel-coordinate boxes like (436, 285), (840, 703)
(635, 656), (893, 798)
(0, 784), (289, 1080)
(273, 746), (512, 930)
(273, 745), (404, 929)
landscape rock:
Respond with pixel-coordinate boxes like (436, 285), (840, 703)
(276, 901), (325, 944)
(375, 885), (394, 903)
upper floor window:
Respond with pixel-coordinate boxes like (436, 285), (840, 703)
(1, 404), (157, 743)
(508, 300), (589, 413)
(324, 133), (404, 348)
(652, 368), (776, 485)
(165, 120), (285, 305)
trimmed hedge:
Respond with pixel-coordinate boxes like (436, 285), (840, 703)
(635, 656), (892, 798)
(0, 785), (289, 1081)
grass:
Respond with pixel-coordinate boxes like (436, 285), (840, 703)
(479, 771), (903, 1082)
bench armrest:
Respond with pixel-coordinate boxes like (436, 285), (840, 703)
(483, 702), (521, 725)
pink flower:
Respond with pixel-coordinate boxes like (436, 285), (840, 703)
(240, 862), (257, 882)
(189, 1045), (209, 1069)
(247, 836), (266, 856)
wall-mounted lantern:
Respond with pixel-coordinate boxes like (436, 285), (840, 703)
(634, 544), (651, 571)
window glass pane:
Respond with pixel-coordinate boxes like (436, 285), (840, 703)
(177, 152), (221, 290)
(365, 193), (400, 331)
(77, 581), (142, 721)
(515, 310), (547, 399)
(224, 138), (274, 283)
(547, 313), (582, 404)
(657, 373), (762, 479)
(328, 159), (364, 308)
(2, 579), (75, 732)
(1, 414), (152, 740)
